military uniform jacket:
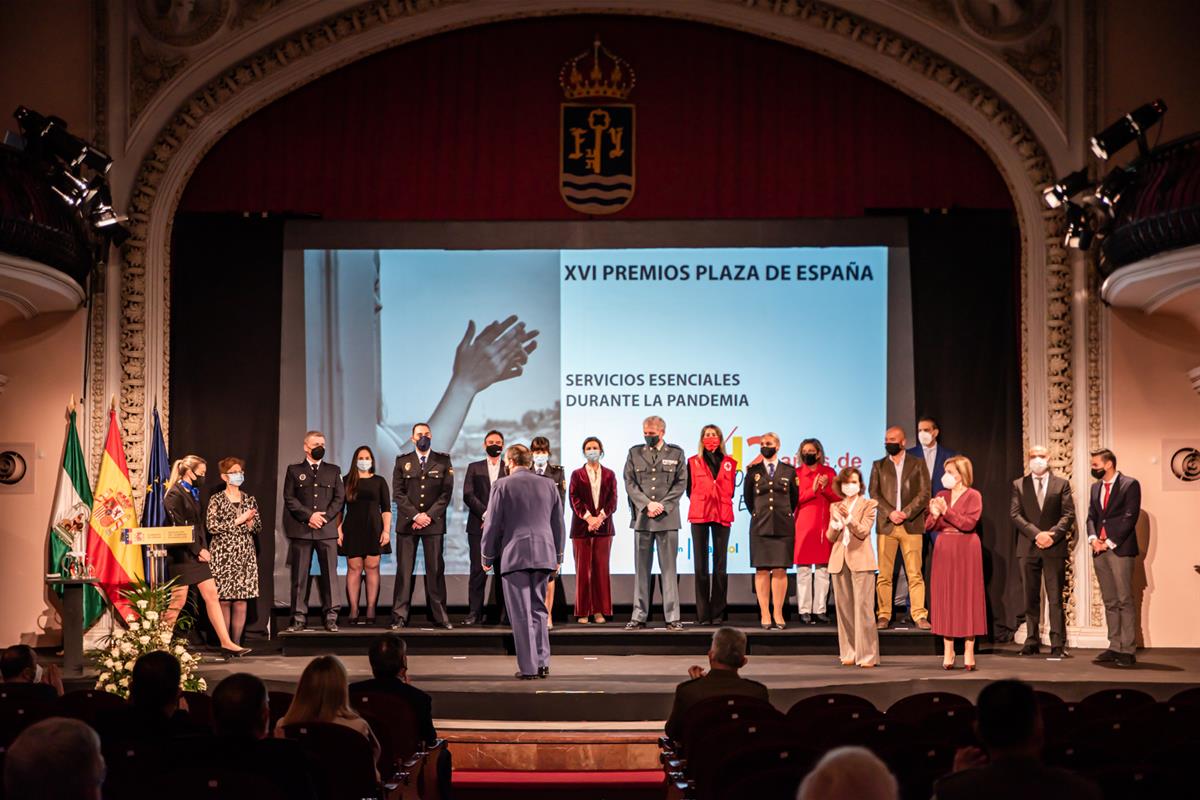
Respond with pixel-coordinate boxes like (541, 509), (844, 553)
(533, 463), (568, 509)
(282, 461), (345, 541)
(743, 461), (800, 537)
(623, 443), (688, 531)
(393, 451), (454, 536)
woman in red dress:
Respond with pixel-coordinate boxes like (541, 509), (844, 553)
(793, 438), (841, 624)
(687, 424), (738, 625)
(926, 454), (986, 670)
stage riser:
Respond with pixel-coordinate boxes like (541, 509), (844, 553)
(278, 629), (940, 657)
(446, 732), (660, 771)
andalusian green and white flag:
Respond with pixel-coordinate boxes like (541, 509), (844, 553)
(49, 405), (106, 628)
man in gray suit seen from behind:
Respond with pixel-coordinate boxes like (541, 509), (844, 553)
(482, 444), (565, 680)
(624, 415), (688, 631)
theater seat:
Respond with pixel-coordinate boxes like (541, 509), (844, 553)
(1076, 688), (1154, 723)
(151, 766), (290, 800)
(281, 722), (383, 800)
(267, 691), (294, 729)
(786, 693), (876, 719)
(885, 692), (972, 725)
(56, 689), (126, 727)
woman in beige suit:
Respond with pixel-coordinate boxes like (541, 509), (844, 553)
(827, 467), (880, 667)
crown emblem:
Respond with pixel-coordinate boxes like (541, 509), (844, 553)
(560, 37), (636, 100)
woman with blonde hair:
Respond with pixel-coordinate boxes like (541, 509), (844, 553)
(926, 454), (986, 670)
(162, 455), (251, 657)
(275, 655), (381, 776)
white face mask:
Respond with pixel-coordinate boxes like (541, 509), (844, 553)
(841, 482), (861, 497)
(532, 453), (550, 468)
(918, 431), (934, 447)
(941, 472), (959, 490)
(357, 459), (373, 472)
(1029, 457), (1049, 475)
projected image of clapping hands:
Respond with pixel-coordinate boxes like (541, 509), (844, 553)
(453, 315), (540, 391)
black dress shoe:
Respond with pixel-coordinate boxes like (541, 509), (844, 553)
(1093, 649), (1118, 664)
(435, 621), (454, 630)
(220, 646), (251, 658)
(461, 616), (480, 626)
(389, 618), (408, 631)
(815, 614), (830, 625)
(1049, 646), (1067, 658)
(625, 621), (646, 630)
(537, 666), (550, 679)
(1020, 642), (1041, 656)
(285, 620), (305, 633)
(515, 672), (537, 680)
(799, 613), (813, 625)
(325, 620), (339, 633)
(1115, 653), (1137, 667)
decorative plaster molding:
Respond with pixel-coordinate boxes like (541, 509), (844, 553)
(130, 37), (189, 123)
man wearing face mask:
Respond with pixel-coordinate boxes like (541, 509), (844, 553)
(869, 426), (932, 630)
(282, 431), (345, 633)
(624, 416), (688, 631)
(899, 416), (957, 618)
(530, 436), (568, 626)
(1010, 446), (1075, 657)
(1086, 449), (1141, 667)
(462, 431), (507, 626)
(391, 423), (455, 630)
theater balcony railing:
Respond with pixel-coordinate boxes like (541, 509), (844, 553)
(0, 143), (91, 328)
(1100, 132), (1200, 395)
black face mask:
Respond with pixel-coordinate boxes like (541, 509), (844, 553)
(644, 434), (661, 447)
(1090, 467), (1106, 480)
(485, 444), (503, 458)
(310, 446), (326, 462)
(801, 453), (819, 466)
(760, 446), (777, 459)
(416, 435), (431, 452)
(884, 442), (903, 456)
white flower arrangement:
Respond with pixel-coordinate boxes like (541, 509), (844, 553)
(90, 580), (204, 699)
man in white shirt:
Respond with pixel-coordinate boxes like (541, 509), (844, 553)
(462, 430), (508, 625)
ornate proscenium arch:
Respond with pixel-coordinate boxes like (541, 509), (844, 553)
(103, 0), (1079, 616)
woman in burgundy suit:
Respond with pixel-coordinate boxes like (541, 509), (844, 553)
(687, 424), (738, 625)
(569, 436), (618, 624)
(926, 454), (986, 670)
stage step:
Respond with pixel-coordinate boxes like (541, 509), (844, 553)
(277, 623), (938, 657)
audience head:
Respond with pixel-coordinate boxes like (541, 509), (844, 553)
(917, 416), (940, 447)
(282, 655), (354, 726)
(975, 679), (1043, 756)
(797, 746), (898, 800)
(834, 467), (864, 499)
(708, 627), (748, 671)
(1028, 445), (1050, 476)
(4, 717), (105, 800)
(505, 443), (532, 471)
(942, 454), (974, 490)
(212, 673), (270, 739)
(130, 651), (181, 715)
(368, 634), (408, 680)
(1090, 448), (1117, 480)
(1, 644), (38, 682)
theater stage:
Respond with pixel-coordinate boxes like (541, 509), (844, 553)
(188, 629), (1200, 771)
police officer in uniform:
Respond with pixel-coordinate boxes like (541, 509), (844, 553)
(282, 431), (345, 632)
(624, 415), (688, 631)
(744, 433), (800, 629)
(531, 436), (568, 625)
(391, 422), (454, 629)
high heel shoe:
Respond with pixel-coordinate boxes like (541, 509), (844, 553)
(221, 646), (251, 659)
(964, 661), (977, 671)
(761, 622), (772, 630)
(942, 659), (956, 670)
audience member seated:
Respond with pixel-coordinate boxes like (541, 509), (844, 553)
(211, 672), (318, 800)
(933, 679), (1101, 800)
(275, 654), (382, 777)
(796, 746), (899, 800)
(4, 716), (105, 800)
(96, 650), (207, 742)
(0, 644), (64, 701)
(664, 626), (769, 742)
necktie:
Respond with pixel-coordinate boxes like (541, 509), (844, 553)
(420, 455), (427, 471)
(768, 463), (775, 480)
(1035, 477), (1045, 509)
(1100, 481), (1111, 541)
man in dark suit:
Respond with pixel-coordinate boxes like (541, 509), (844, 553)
(391, 422), (454, 630)
(462, 430), (507, 625)
(1011, 445), (1076, 657)
(1087, 448), (1142, 666)
(933, 679), (1100, 800)
(0, 645), (62, 702)
(531, 435), (567, 625)
(664, 627), (769, 743)
(282, 430), (344, 632)
(869, 426), (932, 629)
(482, 444), (565, 679)
(349, 635), (452, 799)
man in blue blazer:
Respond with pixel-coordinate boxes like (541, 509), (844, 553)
(1086, 448), (1141, 667)
(894, 417), (955, 618)
(482, 444), (565, 679)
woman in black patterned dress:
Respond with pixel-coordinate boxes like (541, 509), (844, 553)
(205, 456), (262, 646)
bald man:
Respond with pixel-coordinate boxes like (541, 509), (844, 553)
(868, 426), (931, 629)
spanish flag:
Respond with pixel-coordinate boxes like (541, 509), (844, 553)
(86, 404), (145, 621)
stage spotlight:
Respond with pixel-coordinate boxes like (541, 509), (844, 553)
(1090, 99), (1167, 160)
(1063, 202), (1093, 250)
(13, 106), (113, 174)
(1093, 166), (1136, 214)
(1042, 168), (1091, 209)
(49, 170), (101, 208)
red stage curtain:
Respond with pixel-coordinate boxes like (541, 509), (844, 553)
(180, 15), (1013, 219)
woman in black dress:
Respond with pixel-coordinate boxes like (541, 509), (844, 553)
(162, 455), (250, 657)
(338, 445), (391, 625)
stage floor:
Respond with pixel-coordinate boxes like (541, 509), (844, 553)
(197, 641), (1200, 724)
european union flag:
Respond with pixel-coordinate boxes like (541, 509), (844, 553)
(142, 406), (170, 578)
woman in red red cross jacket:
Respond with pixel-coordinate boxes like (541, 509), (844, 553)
(687, 424), (738, 625)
